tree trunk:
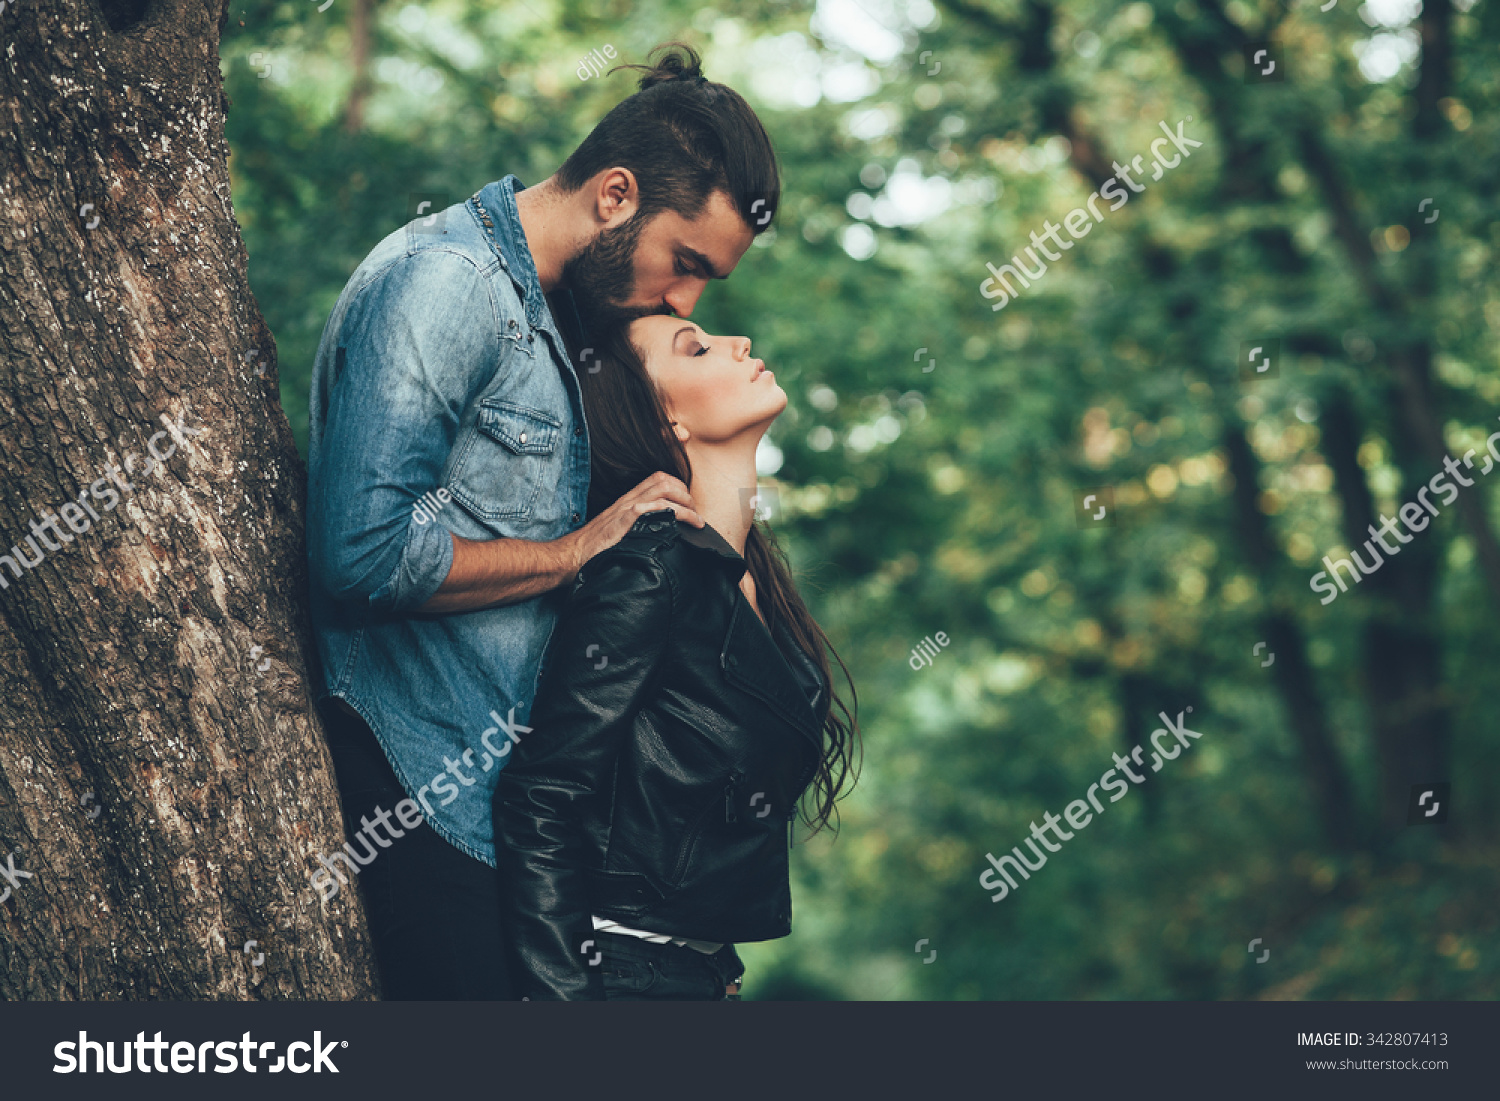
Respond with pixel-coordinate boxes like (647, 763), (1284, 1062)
(1220, 422), (1358, 849)
(343, 0), (374, 134)
(1319, 388), (1451, 837)
(0, 0), (377, 998)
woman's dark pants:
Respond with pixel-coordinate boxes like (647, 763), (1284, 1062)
(598, 933), (745, 1001)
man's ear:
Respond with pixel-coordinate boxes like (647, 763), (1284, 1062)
(595, 167), (639, 227)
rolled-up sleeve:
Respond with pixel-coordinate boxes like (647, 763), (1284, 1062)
(492, 549), (673, 1000)
(309, 249), (504, 611)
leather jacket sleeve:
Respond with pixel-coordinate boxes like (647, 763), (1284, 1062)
(492, 548), (673, 999)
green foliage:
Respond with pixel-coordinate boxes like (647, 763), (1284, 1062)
(228, 0), (1500, 1000)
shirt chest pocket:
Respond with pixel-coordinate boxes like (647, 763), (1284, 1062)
(448, 400), (563, 524)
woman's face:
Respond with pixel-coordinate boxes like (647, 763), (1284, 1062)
(627, 314), (787, 446)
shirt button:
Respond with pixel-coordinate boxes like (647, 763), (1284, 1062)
(528, 333), (535, 343)
(574, 427), (584, 437)
(518, 432), (527, 445)
(508, 319), (517, 329)
(571, 512), (581, 524)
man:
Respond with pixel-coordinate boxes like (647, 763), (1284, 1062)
(305, 43), (779, 999)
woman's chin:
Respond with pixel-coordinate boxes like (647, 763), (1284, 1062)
(766, 383), (789, 415)
(709, 389), (787, 443)
(746, 400), (787, 444)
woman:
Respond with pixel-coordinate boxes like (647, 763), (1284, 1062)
(492, 314), (859, 1000)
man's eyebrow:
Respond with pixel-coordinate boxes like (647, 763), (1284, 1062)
(680, 247), (728, 280)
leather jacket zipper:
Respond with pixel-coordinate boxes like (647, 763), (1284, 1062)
(788, 760), (815, 850)
(724, 768), (746, 824)
(672, 769), (747, 886)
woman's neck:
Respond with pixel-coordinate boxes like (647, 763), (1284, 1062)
(683, 441), (762, 558)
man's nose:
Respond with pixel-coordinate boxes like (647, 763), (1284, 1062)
(663, 279), (707, 318)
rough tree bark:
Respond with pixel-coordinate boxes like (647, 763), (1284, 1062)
(0, 0), (377, 998)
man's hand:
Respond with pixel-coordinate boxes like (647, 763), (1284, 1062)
(568, 472), (703, 568)
(416, 473), (701, 615)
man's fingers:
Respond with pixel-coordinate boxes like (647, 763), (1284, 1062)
(657, 504), (702, 531)
(633, 501), (702, 534)
(620, 475), (696, 516)
(588, 474), (701, 541)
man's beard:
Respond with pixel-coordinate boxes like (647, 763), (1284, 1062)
(561, 212), (660, 332)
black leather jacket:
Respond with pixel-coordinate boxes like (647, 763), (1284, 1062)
(493, 510), (829, 1000)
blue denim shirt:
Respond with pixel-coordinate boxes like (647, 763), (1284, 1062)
(307, 176), (591, 866)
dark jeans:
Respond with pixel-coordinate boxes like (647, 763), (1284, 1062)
(597, 931), (745, 1001)
(322, 702), (514, 1000)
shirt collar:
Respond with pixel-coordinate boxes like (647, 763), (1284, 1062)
(479, 175), (587, 345)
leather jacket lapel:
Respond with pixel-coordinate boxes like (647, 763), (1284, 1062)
(773, 613), (829, 723)
(721, 596), (824, 752)
(673, 516), (827, 748)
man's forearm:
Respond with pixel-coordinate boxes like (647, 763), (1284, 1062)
(417, 531), (581, 614)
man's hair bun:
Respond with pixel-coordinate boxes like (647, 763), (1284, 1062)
(632, 42), (708, 90)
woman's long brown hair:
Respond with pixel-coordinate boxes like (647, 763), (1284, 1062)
(578, 324), (860, 835)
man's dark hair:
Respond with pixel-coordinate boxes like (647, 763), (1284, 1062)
(555, 42), (780, 232)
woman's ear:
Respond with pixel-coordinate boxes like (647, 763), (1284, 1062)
(667, 411), (690, 443)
